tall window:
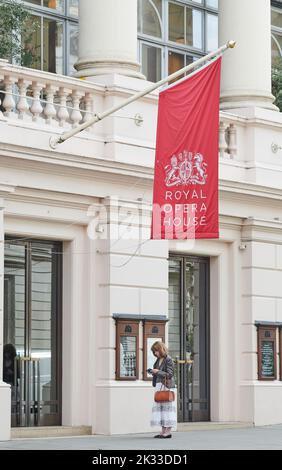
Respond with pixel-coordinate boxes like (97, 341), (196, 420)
(138, 0), (218, 82)
(23, 0), (78, 75)
(272, 2), (282, 61)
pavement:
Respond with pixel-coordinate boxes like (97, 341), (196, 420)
(0, 425), (282, 450)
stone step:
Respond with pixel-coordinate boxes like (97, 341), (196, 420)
(11, 426), (92, 439)
(177, 422), (254, 432)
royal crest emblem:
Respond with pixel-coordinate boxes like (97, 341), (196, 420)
(165, 151), (208, 187)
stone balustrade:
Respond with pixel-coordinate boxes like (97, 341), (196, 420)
(219, 118), (238, 159)
(0, 59), (238, 159)
(0, 59), (105, 131)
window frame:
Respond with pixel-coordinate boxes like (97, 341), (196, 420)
(23, 0), (78, 75)
(143, 320), (166, 381)
(115, 320), (140, 381)
(271, 5), (282, 59)
(257, 325), (277, 381)
(139, 40), (165, 82)
(138, 0), (218, 81)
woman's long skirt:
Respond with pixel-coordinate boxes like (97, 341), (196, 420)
(150, 382), (177, 428)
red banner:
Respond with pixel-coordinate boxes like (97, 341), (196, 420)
(151, 57), (222, 240)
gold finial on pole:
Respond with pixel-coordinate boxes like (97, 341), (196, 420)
(227, 40), (236, 49)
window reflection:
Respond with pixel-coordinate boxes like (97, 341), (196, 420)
(23, 0), (78, 75)
(43, 18), (63, 74)
(69, 23), (79, 74)
(138, 0), (162, 38)
(186, 8), (202, 49)
(272, 9), (282, 28)
(25, 0), (65, 12)
(169, 3), (185, 44)
(142, 44), (162, 82)
(206, 0), (218, 9)
(138, 0), (220, 80)
(168, 50), (184, 80)
(206, 13), (218, 52)
(272, 35), (282, 59)
(22, 15), (41, 69)
(68, 0), (79, 17)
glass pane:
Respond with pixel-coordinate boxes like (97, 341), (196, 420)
(169, 2), (185, 44)
(43, 0), (65, 12)
(272, 9), (282, 29)
(168, 259), (181, 360)
(141, 0), (162, 38)
(22, 15), (41, 69)
(69, 23), (79, 74)
(3, 243), (26, 422)
(142, 43), (162, 82)
(185, 261), (200, 413)
(272, 35), (282, 60)
(43, 18), (64, 74)
(68, 0), (79, 17)
(186, 8), (202, 49)
(30, 243), (59, 411)
(120, 337), (137, 377)
(168, 50), (184, 82)
(147, 337), (162, 370)
(206, 0), (218, 9)
(206, 13), (218, 51)
(25, 0), (65, 11)
(3, 244), (26, 369)
(261, 341), (275, 378)
(25, 0), (42, 5)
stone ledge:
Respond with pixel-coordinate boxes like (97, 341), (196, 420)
(11, 426), (92, 439)
(177, 422), (254, 432)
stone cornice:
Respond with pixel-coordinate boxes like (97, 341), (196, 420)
(1, 147), (282, 206)
(0, 183), (16, 195)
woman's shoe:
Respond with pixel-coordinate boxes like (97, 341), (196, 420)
(160, 434), (172, 438)
(154, 434), (163, 438)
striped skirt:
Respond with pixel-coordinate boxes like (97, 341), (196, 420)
(150, 382), (177, 428)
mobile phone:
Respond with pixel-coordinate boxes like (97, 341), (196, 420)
(147, 368), (153, 373)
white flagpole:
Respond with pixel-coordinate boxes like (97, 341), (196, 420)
(49, 40), (236, 149)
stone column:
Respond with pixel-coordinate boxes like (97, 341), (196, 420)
(75, 0), (144, 79)
(219, 0), (277, 111)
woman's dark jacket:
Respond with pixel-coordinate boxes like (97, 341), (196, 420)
(152, 355), (175, 388)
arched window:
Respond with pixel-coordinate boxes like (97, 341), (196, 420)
(138, 0), (219, 83)
(138, 0), (163, 38)
(272, 34), (282, 60)
(271, 4), (282, 60)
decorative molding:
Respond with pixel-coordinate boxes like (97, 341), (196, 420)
(0, 183), (16, 196)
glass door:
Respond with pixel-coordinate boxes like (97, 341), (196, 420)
(168, 255), (210, 422)
(3, 239), (62, 427)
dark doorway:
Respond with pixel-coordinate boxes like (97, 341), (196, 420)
(169, 255), (210, 422)
(3, 238), (62, 427)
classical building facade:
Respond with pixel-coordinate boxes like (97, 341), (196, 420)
(0, 0), (282, 440)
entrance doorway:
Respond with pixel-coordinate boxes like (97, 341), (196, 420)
(3, 239), (62, 427)
(169, 255), (210, 422)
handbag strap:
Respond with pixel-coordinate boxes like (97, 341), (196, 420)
(160, 374), (168, 390)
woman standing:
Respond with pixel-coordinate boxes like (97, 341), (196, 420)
(150, 341), (177, 439)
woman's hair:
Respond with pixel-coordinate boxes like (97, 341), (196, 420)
(151, 341), (168, 358)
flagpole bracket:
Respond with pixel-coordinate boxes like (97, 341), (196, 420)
(227, 40), (236, 49)
(49, 135), (60, 150)
(134, 114), (144, 127)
